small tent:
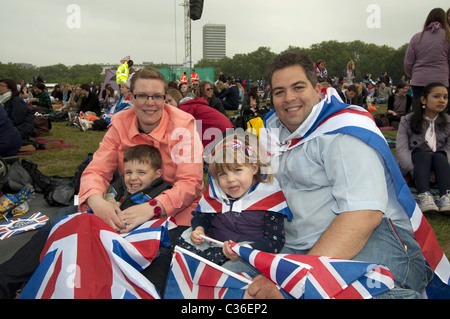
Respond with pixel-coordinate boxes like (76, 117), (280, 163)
(99, 69), (120, 100)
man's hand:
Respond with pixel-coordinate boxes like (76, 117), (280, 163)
(244, 275), (285, 299)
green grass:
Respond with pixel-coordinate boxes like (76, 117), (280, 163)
(19, 122), (106, 177)
(13, 113), (450, 256)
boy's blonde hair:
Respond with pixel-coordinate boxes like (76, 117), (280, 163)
(208, 133), (273, 184)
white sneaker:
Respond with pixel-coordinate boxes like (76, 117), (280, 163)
(74, 116), (88, 132)
(437, 190), (450, 215)
(417, 191), (438, 213)
(80, 118), (90, 131)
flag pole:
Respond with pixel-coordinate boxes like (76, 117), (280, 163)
(174, 245), (253, 285)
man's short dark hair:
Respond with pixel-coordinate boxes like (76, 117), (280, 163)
(347, 84), (358, 92)
(80, 84), (90, 91)
(268, 51), (318, 89)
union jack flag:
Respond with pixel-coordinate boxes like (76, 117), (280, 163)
(231, 243), (395, 299)
(263, 87), (450, 298)
(164, 246), (252, 299)
(120, 55), (131, 64)
(20, 213), (173, 299)
(0, 212), (49, 240)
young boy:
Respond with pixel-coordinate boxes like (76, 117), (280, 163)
(104, 144), (172, 214)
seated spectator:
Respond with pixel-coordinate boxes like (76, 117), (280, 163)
(179, 83), (189, 98)
(214, 80), (226, 97)
(166, 88), (183, 107)
(355, 82), (368, 108)
(60, 85), (82, 119)
(178, 97), (234, 148)
(0, 106), (21, 157)
(195, 81), (227, 116)
(242, 82), (260, 114)
(19, 85), (33, 101)
(376, 82), (392, 104)
(219, 78), (240, 110)
(314, 59), (328, 83)
(51, 85), (63, 102)
(367, 82), (375, 99)
(79, 83), (101, 116)
(338, 84), (358, 104)
(75, 83), (132, 132)
(101, 86), (117, 111)
(396, 82), (450, 214)
(61, 83), (72, 102)
(386, 82), (412, 127)
(0, 79), (34, 148)
(29, 82), (52, 114)
(236, 82), (245, 104)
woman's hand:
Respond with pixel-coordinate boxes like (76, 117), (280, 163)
(87, 194), (125, 231)
(117, 199), (166, 232)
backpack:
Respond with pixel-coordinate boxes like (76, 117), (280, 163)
(33, 114), (52, 137)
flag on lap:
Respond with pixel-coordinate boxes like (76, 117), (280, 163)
(164, 246), (252, 299)
(231, 243), (395, 299)
(20, 213), (173, 299)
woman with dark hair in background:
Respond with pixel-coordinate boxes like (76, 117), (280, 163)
(396, 82), (450, 214)
(404, 8), (450, 102)
(195, 80), (227, 116)
(0, 79), (35, 151)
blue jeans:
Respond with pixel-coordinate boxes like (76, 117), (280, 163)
(375, 97), (387, 104)
(282, 218), (433, 299)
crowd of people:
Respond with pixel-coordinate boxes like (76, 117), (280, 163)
(0, 7), (449, 300)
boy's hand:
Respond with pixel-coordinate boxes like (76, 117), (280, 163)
(191, 227), (205, 245)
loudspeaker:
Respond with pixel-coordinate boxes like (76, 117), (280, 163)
(189, 0), (204, 20)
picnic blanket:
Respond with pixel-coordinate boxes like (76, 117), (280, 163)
(17, 138), (73, 155)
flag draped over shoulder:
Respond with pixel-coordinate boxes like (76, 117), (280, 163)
(0, 212), (48, 240)
(164, 246), (252, 299)
(197, 173), (292, 221)
(263, 87), (450, 298)
(20, 213), (174, 299)
(231, 243), (394, 299)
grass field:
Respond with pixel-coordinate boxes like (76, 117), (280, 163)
(11, 106), (450, 256)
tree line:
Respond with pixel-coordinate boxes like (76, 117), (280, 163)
(197, 40), (409, 86)
(0, 40), (408, 86)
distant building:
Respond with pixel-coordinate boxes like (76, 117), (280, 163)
(203, 24), (226, 61)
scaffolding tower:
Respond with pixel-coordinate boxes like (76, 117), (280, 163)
(183, 0), (192, 68)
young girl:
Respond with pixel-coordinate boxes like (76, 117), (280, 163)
(396, 82), (450, 214)
(176, 133), (292, 270)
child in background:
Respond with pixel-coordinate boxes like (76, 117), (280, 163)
(176, 133), (292, 271)
(104, 144), (172, 217)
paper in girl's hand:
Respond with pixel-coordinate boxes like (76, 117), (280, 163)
(199, 234), (224, 247)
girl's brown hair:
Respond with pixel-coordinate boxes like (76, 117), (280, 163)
(208, 133), (273, 184)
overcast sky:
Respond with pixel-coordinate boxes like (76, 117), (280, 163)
(1, 0), (449, 66)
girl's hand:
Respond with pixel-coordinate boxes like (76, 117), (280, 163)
(191, 227), (205, 245)
(223, 240), (239, 260)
